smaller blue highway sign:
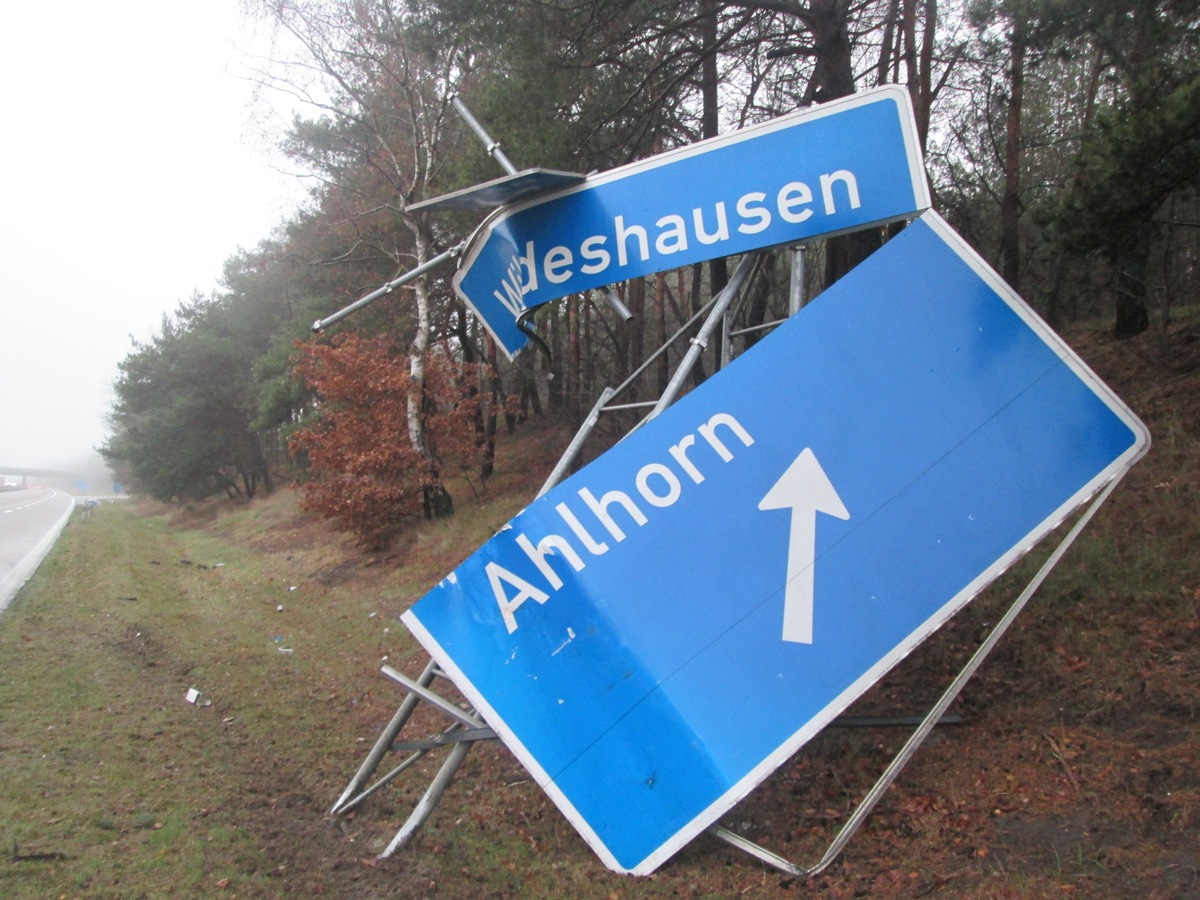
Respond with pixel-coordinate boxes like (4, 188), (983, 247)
(455, 86), (929, 356)
(403, 211), (1148, 873)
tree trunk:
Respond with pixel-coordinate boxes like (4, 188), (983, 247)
(655, 271), (669, 395)
(741, 251), (774, 352)
(689, 263), (708, 387)
(916, 0), (937, 149)
(407, 229), (454, 514)
(998, 20), (1026, 291)
(407, 231), (432, 457)
(568, 297), (580, 418)
(483, 336), (499, 480)
(701, 0), (728, 375)
(1113, 240), (1151, 338)
(423, 478), (455, 519)
(810, 0), (882, 284)
(875, 0), (900, 87)
(626, 277), (646, 396)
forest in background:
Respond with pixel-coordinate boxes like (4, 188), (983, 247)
(101, 0), (1200, 546)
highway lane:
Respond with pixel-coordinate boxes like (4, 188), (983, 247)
(0, 487), (76, 612)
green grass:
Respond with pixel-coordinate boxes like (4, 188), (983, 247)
(0, 504), (288, 897)
(0, 442), (636, 898)
(1, 327), (1196, 897)
(0, 494), (450, 897)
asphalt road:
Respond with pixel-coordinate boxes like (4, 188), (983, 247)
(0, 487), (76, 612)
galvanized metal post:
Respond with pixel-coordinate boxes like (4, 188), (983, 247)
(448, 94), (632, 323)
(329, 657), (440, 816)
(450, 93), (518, 175)
(788, 244), (806, 315)
(649, 252), (758, 420)
(537, 387), (615, 498)
(312, 244), (462, 333)
(379, 737), (474, 858)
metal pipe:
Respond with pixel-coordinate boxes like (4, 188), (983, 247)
(600, 286), (634, 322)
(708, 826), (805, 877)
(720, 308), (735, 369)
(802, 474), (1125, 879)
(334, 727), (496, 816)
(390, 728), (497, 750)
(729, 320), (783, 339)
(607, 294), (719, 399)
(312, 244), (461, 333)
(333, 748), (430, 816)
(329, 657), (440, 816)
(537, 387), (615, 497)
(535, 285), (722, 497)
(450, 94), (630, 323)
(648, 253), (758, 420)
(381, 664), (486, 730)
(379, 736), (474, 858)
(450, 93), (517, 175)
(788, 244), (806, 315)
(597, 400), (658, 412)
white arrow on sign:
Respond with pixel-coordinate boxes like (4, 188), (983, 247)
(758, 448), (851, 644)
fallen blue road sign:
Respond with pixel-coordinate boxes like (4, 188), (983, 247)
(402, 210), (1149, 874)
(456, 85), (929, 357)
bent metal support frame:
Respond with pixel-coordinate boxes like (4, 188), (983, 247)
(331, 470), (1128, 876)
(312, 94), (632, 338)
(324, 95), (766, 848)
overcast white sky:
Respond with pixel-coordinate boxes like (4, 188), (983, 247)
(0, 3), (309, 471)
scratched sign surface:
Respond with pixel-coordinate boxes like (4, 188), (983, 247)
(402, 211), (1148, 874)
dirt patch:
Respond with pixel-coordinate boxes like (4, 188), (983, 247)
(113, 623), (167, 669)
(310, 559), (363, 587)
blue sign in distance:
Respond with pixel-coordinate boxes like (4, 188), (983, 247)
(455, 85), (930, 357)
(402, 210), (1149, 874)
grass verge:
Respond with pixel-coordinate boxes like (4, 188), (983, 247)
(1, 326), (1197, 898)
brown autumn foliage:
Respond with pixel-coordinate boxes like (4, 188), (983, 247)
(289, 333), (495, 549)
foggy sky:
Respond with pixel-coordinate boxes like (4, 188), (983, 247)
(0, 3), (307, 470)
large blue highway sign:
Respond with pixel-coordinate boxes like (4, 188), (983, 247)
(455, 85), (929, 357)
(402, 211), (1148, 873)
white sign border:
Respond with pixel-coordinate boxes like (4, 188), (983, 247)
(453, 84), (931, 359)
(405, 209), (1149, 875)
